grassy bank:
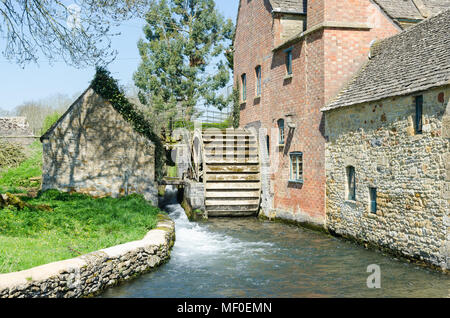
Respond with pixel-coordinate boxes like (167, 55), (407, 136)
(0, 141), (42, 194)
(0, 190), (163, 273)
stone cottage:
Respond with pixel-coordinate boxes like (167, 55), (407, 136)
(40, 86), (158, 205)
(234, 0), (450, 229)
(0, 117), (35, 145)
(322, 10), (450, 270)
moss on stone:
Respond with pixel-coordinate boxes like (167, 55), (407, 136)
(258, 212), (330, 234)
(155, 226), (172, 232)
(157, 185), (166, 197)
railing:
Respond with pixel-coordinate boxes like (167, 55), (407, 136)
(168, 107), (231, 131)
(197, 109), (230, 124)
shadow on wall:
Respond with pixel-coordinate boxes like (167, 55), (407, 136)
(42, 90), (156, 202)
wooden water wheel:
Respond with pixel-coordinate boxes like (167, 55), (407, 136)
(191, 128), (261, 217)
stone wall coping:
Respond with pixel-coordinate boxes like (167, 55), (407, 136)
(0, 216), (175, 293)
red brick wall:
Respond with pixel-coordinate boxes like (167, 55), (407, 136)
(323, 1), (400, 103)
(307, 0), (325, 28)
(234, 0), (400, 225)
(234, 0), (274, 126)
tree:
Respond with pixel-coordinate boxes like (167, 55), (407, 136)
(133, 0), (234, 124)
(0, 0), (151, 67)
(14, 93), (73, 133)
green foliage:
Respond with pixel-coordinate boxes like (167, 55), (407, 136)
(225, 29), (235, 72)
(0, 140), (26, 169)
(166, 165), (178, 178)
(0, 141), (42, 188)
(90, 67), (165, 182)
(171, 119), (231, 131)
(0, 190), (162, 273)
(40, 111), (62, 135)
(133, 0), (235, 123)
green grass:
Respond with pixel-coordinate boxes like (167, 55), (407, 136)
(0, 141), (42, 189)
(0, 186), (26, 194)
(0, 190), (163, 273)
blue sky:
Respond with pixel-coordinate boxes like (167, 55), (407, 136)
(0, 0), (239, 111)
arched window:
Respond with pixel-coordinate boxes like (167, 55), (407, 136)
(346, 166), (356, 201)
(277, 119), (284, 145)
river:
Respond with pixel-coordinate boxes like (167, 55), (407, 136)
(100, 186), (448, 298)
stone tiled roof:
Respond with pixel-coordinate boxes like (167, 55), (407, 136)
(373, 0), (423, 19)
(269, 0), (307, 13)
(322, 9), (450, 112)
(373, 0), (450, 22)
(423, 0), (450, 14)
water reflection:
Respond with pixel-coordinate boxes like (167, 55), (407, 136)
(100, 187), (449, 298)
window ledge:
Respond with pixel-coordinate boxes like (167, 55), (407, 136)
(345, 199), (357, 204)
(288, 179), (303, 184)
(284, 74), (293, 80)
(278, 143), (285, 147)
(366, 211), (383, 218)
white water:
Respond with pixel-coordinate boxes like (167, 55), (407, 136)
(100, 186), (449, 298)
(162, 186), (275, 269)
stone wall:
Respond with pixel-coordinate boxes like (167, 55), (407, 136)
(273, 13), (306, 46)
(0, 216), (175, 298)
(0, 117), (37, 146)
(181, 180), (206, 220)
(324, 86), (450, 270)
(41, 88), (158, 205)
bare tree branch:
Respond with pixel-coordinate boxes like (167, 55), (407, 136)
(0, 0), (152, 67)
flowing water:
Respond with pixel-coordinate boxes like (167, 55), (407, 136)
(100, 186), (449, 298)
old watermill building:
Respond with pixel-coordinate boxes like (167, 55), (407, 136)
(234, 0), (450, 270)
(40, 85), (158, 206)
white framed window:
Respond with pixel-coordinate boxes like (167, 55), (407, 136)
(289, 152), (303, 183)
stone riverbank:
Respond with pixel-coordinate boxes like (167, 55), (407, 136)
(0, 214), (175, 298)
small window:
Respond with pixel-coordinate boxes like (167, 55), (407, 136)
(241, 73), (247, 101)
(369, 187), (377, 214)
(285, 48), (293, 75)
(277, 119), (285, 145)
(266, 135), (270, 155)
(415, 95), (423, 134)
(289, 152), (303, 183)
(346, 166), (356, 201)
(255, 65), (262, 96)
